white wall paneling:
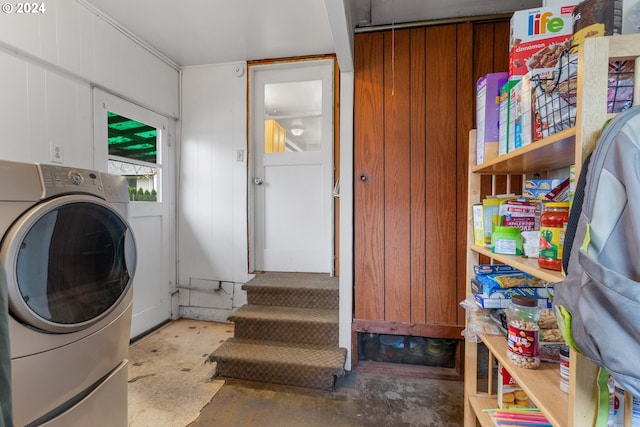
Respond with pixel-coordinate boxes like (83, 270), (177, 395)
(0, 0), (179, 120)
(178, 62), (251, 319)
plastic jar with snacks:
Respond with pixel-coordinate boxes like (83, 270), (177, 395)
(538, 202), (569, 271)
(506, 295), (541, 369)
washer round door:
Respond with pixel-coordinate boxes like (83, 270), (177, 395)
(2, 194), (137, 333)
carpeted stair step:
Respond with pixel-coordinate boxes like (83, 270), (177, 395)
(243, 272), (338, 310)
(229, 305), (338, 347)
(209, 338), (347, 390)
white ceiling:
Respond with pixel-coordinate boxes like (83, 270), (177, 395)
(80, 0), (337, 67)
(81, 0), (543, 69)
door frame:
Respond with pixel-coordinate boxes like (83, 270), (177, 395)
(247, 56), (337, 274)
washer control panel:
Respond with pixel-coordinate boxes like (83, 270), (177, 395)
(39, 164), (105, 198)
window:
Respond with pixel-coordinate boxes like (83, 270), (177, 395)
(107, 112), (159, 202)
(263, 80), (323, 153)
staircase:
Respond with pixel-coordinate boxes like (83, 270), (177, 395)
(208, 272), (347, 390)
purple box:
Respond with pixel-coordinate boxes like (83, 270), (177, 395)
(476, 72), (508, 165)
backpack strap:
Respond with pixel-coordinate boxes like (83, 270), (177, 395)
(596, 367), (611, 427)
(562, 152), (591, 274)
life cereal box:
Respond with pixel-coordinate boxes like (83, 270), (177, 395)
(509, 5), (576, 78)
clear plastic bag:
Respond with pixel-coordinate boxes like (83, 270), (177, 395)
(460, 295), (504, 342)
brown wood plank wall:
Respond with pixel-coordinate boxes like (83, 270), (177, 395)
(409, 28), (427, 324)
(354, 19), (512, 335)
(424, 24), (459, 326)
(354, 33), (386, 321)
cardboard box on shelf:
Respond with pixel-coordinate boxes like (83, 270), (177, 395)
(477, 72), (508, 165)
(482, 195), (517, 245)
(499, 80), (519, 156)
(472, 204), (485, 246)
(509, 74), (533, 152)
(499, 199), (537, 232)
(523, 179), (563, 200)
(509, 5), (576, 78)
(572, 0), (623, 48)
(471, 277), (554, 300)
(498, 363), (537, 409)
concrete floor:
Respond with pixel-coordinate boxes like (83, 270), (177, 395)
(128, 320), (464, 427)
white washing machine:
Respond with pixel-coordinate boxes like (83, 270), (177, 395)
(0, 160), (137, 427)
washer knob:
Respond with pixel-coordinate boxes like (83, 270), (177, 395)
(68, 170), (84, 185)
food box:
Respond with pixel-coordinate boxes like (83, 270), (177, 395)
(476, 72), (508, 165)
(523, 179), (563, 199)
(472, 266), (553, 308)
(499, 199), (537, 231)
(474, 293), (552, 309)
(474, 269), (549, 294)
(473, 264), (521, 275)
(472, 204), (485, 246)
(509, 74), (534, 152)
(544, 177), (570, 201)
(498, 363), (536, 409)
(499, 80), (519, 155)
(509, 5), (576, 78)
(482, 195), (517, 244)
(471, 278), (554, 300)
(572, 0), (622, 49)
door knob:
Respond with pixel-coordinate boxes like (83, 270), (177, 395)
(254, 177), (263, 185)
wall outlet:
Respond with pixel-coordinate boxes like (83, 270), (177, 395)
(50, 143), (64, 164)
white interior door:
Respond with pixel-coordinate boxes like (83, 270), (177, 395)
(251, 59), (334, 273)
(93, 89), (174, 338)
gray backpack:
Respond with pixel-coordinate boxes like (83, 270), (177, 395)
(554, 104), (640, 398)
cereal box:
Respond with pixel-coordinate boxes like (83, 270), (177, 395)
(499, 80), (519, 156)
(477, 72), (508, 165)
(572, 0), (623, 48)
(509, 5), (576, 78)
(508, 74), (533, 152)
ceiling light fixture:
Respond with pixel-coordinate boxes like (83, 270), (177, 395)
(291, 128), (304, 136)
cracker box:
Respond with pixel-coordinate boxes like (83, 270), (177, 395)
(509, 5), (576, 78)
(523, 179), (563, 200)
(499, 199), (537, 232)
(499, 80), (519, 156)
(476, 72), (508, 165)
(498, 363), (536, 409)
